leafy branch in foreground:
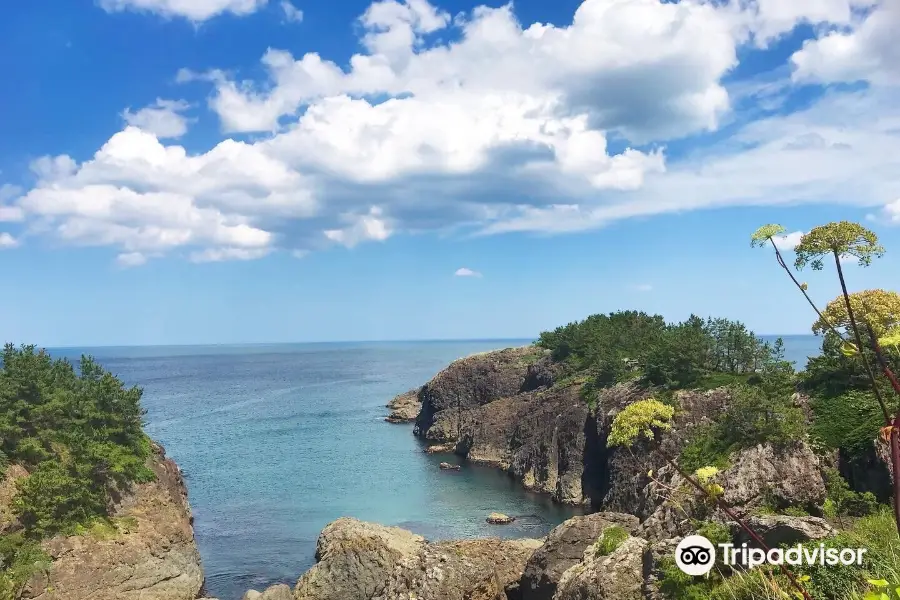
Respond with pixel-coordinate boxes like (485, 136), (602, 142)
(607, 399), (812, 600)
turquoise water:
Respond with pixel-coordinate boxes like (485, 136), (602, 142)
(49, 336), (821, 599)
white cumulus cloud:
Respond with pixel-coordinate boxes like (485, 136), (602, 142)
(116, 252), (150, 267)
(7, 0), (900, 264)
(98, 0), (268, 22)
(791, 0), (900, 85)
(122, 99), (193, 139)
(454, 267), (482, 277)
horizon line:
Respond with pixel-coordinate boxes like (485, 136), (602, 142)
(27, 332), (819, 350)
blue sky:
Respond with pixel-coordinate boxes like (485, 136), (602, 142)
(1, 0), (899, 346)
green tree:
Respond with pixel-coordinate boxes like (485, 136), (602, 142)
(0, 344), (154, 539)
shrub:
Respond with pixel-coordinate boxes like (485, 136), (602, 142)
(678, 382), (805, 473)
(679, 425), (733, 473)
(696, 521), (732, 547)
(810, 390), (886, 462)
(658, 556), (718, 600)
(0, 533), (50, 600)
(719, 384), (806, 448)
(824, 467), (881, 517)
(594, 525), (629, 556)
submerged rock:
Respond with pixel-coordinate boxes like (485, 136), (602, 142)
(439, 462), (461, 470)
(486, 512), (515, 524)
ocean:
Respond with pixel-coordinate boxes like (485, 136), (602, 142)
(48, 335), (821, 599)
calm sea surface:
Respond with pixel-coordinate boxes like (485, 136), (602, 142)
(48, 335), (820, 599)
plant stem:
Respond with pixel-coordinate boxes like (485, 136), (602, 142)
(832, 250), (891, 423)
(768, 238), (845, 341)
(862, 322), (900, 538)
(833, 250), (900, 539)
(663, 455), (812, 600)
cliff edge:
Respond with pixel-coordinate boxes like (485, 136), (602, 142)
(3, 443), (205, 600)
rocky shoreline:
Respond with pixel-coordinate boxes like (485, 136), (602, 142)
(1, 345), (852, 599)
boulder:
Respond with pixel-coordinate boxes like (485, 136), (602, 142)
(720, 443), (826, 514)
(294, 517), (424, 600)
(731, 515), (835, 547)
(385, 389), (421, 423)
(642, 538), (679, 600)
(242, 584), (293, 600)
(294, 517), (540, 600)
(22, 443), (204, 600)
(376, 538), (542, 600)
(439, 462), (461, 470)
(487, 512), (515, 524)
(554, 536), (648, 600)
(519, 512), (639, 600)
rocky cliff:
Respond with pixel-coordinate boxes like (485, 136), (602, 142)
(389, 345), (829, 518)
(2, 443), (206, 600)
(264, 510), (834, 600)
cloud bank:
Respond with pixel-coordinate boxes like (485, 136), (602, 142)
(3, 0), (899, 265)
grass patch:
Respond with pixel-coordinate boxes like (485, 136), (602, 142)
(594, 525), (629, 556)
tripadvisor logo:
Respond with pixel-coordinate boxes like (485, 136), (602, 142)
(675, 535), (717, 576)
(675, 534), (868, 575)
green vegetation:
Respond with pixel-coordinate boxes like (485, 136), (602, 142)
(0, 533), (50, 600)
(0, 344), (154, 597)
(537, 312), (777, 392)
(658, 510), (900, 600)
(594, 525), (629, 556)
(607, 398), (674, 448)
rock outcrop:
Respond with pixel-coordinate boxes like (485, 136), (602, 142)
(638, 442), (827, 542)
(19, 443), (204, 600)
(731, 515), (835, 547)
(554, 536), (647, 600)
(293, 517), (541, 600)
(518, 512), (639, 600)
(385, 388), (421, 423)
(408, 346), (594, 504)
(413, 346), (548, 440)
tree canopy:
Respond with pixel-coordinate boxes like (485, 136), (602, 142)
(0, 344), (154, 538)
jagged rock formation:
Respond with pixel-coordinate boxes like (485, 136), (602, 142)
(14, 443), (205, 600)
(554, 535), (647, 600)
(384, 388), (421, 423)
(403, 346), (830, 518)
(518, 512), (638, 600)
(293, 517), (541, 600)
(283, 512), (835, 600)
(638, 442), (827, 541)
